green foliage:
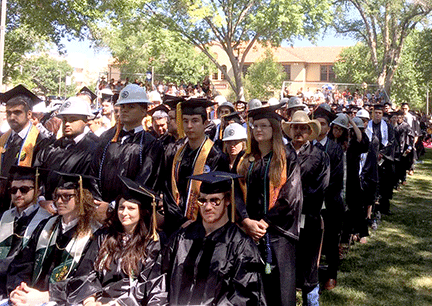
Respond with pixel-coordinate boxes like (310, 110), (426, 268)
(13, 55), (76, 97)
(94, 21), (213, 84)
(244, 50), (285, 100)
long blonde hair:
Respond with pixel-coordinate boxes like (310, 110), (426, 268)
(238, 118), (286, 186)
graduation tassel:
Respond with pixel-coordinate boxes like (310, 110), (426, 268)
(78, 175), (84, 215)
(246, 119), (252, 154)
(111, 121), (123, 143)
(33, 167), (39, 204)
(139, 186), (159, 242)
(176, 102), (185, 139)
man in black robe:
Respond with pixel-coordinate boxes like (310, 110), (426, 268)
(312, 104), (344, 290)
(0, 166), (51, 298)
(91, 84), (164, 203)
(394, 110), (414, 186)
(163, 171), (266, 305)
(0, 85), (54, 212)
(283, 110), (330, 305)
(34, 97), (100, 198)
(365, 104), (395, 215)
(163, 98), (229, 235)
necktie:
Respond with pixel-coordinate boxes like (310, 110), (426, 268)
(120, 130), (135, 143)
(60, 137), (75, 149)
(315, 142), (325, 151)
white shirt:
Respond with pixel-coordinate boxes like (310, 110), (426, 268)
(61, 217), (79, 233)
(121, 125), (144, 144)
(11, 203), (38, 219)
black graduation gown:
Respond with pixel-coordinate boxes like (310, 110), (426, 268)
(33, 132), (101, 199)
(6, 217), (94, 293)
(295, 141), (330, 290)
(395, 121), (414, 174)
(162, 221), (266, 306)
(242, 146), (303, 306)
(0, 131), (54, 212)
(51, 230), (167, 306)
(163, 142), (229, 235)
(91, 128), (164, 203)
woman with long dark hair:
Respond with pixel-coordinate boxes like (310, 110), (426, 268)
(68, 176), (166, 306)
(237, 106), (303, 306)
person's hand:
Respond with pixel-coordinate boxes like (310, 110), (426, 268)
(10, 282), (49, 306)
(94, 200), (110, 224)
(242, 218), (267, 241)
(39, 200), (57, 215)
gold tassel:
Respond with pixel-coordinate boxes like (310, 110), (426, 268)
(33, 167), (39, 204)
(246, 118), (252, 154)
(176, 102), (185, 139)
(139, 186), (159, 242)
(231, 178), (235, 223)
(78, 175), (84, 215)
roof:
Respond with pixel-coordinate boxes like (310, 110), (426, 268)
(287, 46), (346, 64)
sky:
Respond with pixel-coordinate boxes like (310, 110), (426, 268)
(61, 29), (357, 60)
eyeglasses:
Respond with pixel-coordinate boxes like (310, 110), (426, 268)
(252, 124), (271, 130)
(9, 186), (34, 195)
(53, 193), (76, 203)
(197, 196), (224, 207)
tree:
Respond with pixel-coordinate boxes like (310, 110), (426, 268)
(333, 0), (432, 95)
(101, 0), (331, 100)
(13, 55), (76, 97)
(244, 50), (285, 100)
(93, 21), (214, 84)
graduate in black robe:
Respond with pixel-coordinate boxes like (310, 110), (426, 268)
(163, 98), (229, 235)
(34, 97), (100, 198)
(6, 172), (100, 305)
(0, 85), (54, 212)
(394, 111), (414, 185)
(282, 111), (330, 303)
(91, 84), (164, 203)
(239, 106), (303, 306)
(163, 172), (266, 306)
(52, 176), (167, 306)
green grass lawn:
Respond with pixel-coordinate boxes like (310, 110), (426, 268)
(317, 149), (432, 306)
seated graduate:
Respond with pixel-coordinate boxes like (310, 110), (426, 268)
(163, 171), (266, 306)
(6, 172), (100, 306)
(0, 166), (52, 298)
(68, 176), (167, 306)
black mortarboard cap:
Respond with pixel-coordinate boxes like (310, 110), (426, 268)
(223, 111), (242, 124)
(54, 171), (97, 191)
(0, 84), (42, 108)
(248, 104), (284, 121)
(188, 171), (242, 194)
(373, 104), (385, 111)
(148, 104), (170, 116)
(9, 166), (49, 182)
(188, 171), (242, 222)
(78, 86), (97, 102)
(162, 95), (185, 109)
(118, 175), (160, 241)
(180, 97), (215, 116)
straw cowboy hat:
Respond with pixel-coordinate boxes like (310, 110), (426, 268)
(281, 110), (321, 141)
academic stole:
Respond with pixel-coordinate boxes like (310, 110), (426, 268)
(171, 138), (213, 221)
(31, 216), (97, 285)
(0, 125), (40, 172)
(0, 207), (51, 259)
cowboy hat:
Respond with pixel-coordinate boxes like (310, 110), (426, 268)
(281, 110), (321, 141)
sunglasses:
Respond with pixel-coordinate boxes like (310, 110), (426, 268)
(53, 193), (76, 203)
(9, 186), (34, 195)
(197, 197), (224, 207)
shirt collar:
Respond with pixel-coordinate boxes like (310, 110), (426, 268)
(73, 128), (89, 144)
(12, 203), (38, 219)
(61, 217), (79, 233)
(122, 125), (144, 134)
(11, 122), (31, 139)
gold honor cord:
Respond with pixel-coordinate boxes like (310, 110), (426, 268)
(139, 186), (159, 242)
(78, 175), (84, 215)
(246, 119), (252, 154)
(33, 168), (40, 204)
(176, 103), (185, 139)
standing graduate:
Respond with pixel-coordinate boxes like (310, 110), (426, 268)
(91, 84), (164, 203)
(34, 97), (100, 198)
(6, 172), (100, 305)
(0, 166), (51, 298)
(393, 110), (414, 186)
(59, 176), (167, 306)
(282, 111), (330, 305)
(163, 97), (229, 235)
(163, 171), (266, 305)
(0, 85), (54, 212)
(312, 104), (344, 290)
(237, 105), (303, 306)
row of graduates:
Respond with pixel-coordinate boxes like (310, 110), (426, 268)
(0, 82), (409, 305)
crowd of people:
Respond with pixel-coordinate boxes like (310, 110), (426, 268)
(0, 81), (427, 306)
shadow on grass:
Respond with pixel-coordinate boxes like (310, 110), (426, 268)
(320, 149), (432, 306)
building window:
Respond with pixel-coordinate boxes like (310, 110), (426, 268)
(320, 65), (335, 82)
(212, 70), (219, 80)
(221, 65), (227, 80)
(242, 64), (250, 76)
(283, 65), (291, 80)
